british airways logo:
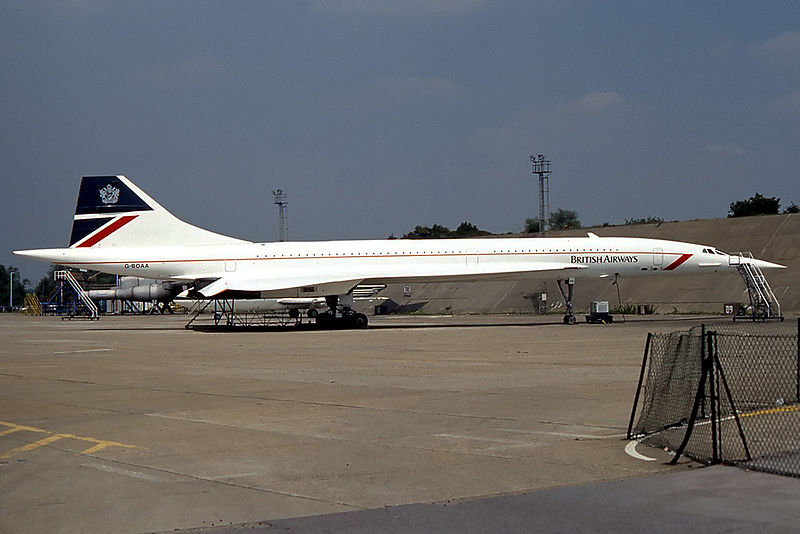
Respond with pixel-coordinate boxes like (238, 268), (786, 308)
(99, 185), (120, 204)
(571, 255), (639, 264)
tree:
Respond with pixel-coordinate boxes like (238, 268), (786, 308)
(453, 222), (492, 237)
(0, 265), (31, 308)
(524, 218), (540, 234)
(402, 222), (493, 239)
(728, 193), (780, 217)
(784, 202), (799, 214)
(35, 265), (58, 299)
(402, 224), (452, 239)
(624, 216), (663, 225)
(549, 208), (581, 230)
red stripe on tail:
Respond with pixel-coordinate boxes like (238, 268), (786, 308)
(77, 215), (137, 247)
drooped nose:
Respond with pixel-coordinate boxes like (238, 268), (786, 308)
(745, 257), (786, 270)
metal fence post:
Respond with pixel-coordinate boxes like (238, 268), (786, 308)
(700, 324), (706, 419)
(627, 332), (652, 439)
(670, 327), (712, 465)
(707, 331), (719, 464)
(713, 334), (751, 463)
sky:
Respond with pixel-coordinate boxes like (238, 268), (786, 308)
(2, 1), (799, 283)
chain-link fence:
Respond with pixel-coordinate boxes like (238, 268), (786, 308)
(628, 320), (800, 477)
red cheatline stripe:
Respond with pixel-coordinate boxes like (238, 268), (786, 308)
(77, 215), (138, 248)
(663, 253), (692, 271)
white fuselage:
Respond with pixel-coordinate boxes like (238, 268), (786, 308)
(26, 235), (740, 298)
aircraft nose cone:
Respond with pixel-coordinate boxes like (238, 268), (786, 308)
(749, 258), (786, 270)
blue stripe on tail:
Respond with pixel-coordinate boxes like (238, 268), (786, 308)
(69, 217), (113, 246)
(74, 176), (153, 215)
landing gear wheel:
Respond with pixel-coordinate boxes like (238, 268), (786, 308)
(288, 308), (300, 319)
(315, 311), (335, 328)
(307, 308), (318, 318)
(564, 314), (576, 325)
(353, 313), (368, 329)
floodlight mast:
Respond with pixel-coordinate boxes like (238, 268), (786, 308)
(530, 154), (552, 236)
(272, 189), (288, 242)
(530, 154), (552, 316)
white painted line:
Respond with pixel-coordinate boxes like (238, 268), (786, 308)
(82, 462), (167, 482)
(204, 472), (260, 480)
(54, 348), (112, 355)
(435, 433), (537, 446)
(497, 428), (627, 439)
(625, 440), (657, 462)
(0, 365), (60, 369)
(145, 413), (273, 432)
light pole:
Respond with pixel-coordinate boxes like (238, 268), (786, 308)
(9, 270), (14, 310)
(530, 154), (552, 315)
(272, 189), (288, 242)
(529, 153), (552, 235)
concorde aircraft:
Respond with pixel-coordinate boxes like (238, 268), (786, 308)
(14, 175), (784, 327)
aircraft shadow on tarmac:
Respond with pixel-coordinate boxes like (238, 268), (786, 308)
(186, 319), (578, 332)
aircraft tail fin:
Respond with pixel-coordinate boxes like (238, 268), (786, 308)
(69, 175), (249, 248)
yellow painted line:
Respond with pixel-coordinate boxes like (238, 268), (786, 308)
(0, 426), (44, 437)
(0, 421), (48, 435)
(0, 420), (140, 460)
(739, 405), (800, 419)
(0, 435), (65, 460)
(78, 438), (139, 455)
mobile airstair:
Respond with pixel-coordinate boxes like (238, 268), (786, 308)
(730, 252), (783, 321)
(23, 293), (42, 316)
(52, 270), (99, 320)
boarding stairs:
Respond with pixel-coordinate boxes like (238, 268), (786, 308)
(54, 270), (99, 320)
(23, 293), (42, 316)
(730, 252), (783, 321)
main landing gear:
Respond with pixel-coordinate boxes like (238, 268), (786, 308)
(314, 295), (369, 329)
(557, 278), (576, 325)
(288, 308), (319, 320)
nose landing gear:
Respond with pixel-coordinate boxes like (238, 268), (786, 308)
(557, 278), (576, 325)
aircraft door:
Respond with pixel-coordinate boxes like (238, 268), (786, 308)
(466, 249), (478, 266)
(652, 248), (663, 268)
(225, 260), (237, 272)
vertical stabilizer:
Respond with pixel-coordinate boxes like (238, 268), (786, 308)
(69, 176), (249, 248)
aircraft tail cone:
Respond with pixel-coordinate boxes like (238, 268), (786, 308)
(12, 249), (67, 263)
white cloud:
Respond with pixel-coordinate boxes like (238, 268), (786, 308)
(309, 0), (492, 16)
(750, 30), (800, 64)
(564, 91), (622, 115)
(768, 90), (800, 115)
(704, 144), (745, 157)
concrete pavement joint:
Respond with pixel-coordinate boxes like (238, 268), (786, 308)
(80, 455), (368, 511)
